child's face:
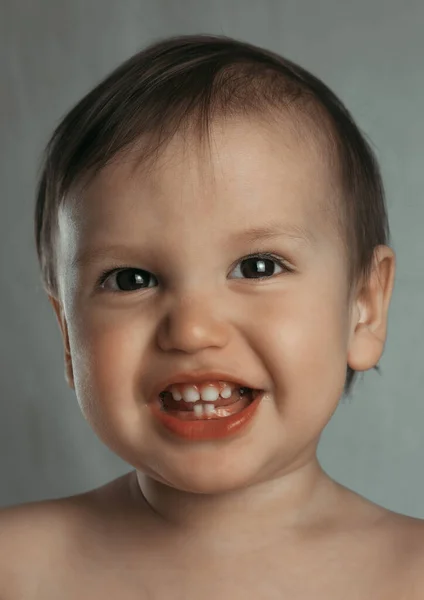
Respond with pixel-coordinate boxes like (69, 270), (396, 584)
(53, 117), (375, 493)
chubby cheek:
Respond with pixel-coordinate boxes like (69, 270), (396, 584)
(256, 278), (350, 435)
(68, 309), (151, 446)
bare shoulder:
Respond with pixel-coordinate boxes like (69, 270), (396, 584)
(380, 510), (424, 596)
(0, 473), (134, 599)
(0, 498), (75, 598)
(388, 510), (424, 554)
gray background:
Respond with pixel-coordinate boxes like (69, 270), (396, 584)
(1, 0), (423, 514)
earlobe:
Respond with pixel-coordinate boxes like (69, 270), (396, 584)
(347, 245), (396, 372)
(48, 295), (75, 390)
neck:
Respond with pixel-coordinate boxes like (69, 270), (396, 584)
(132, 457), (339, 549)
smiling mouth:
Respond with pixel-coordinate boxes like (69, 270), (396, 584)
(158, 386), (255, 420)
(150, 385), (264, 441)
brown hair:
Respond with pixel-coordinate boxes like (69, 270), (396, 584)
(34, 34), (390, 393)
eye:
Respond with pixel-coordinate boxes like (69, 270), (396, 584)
(229, 253), (289, 280)
(97, 253), (291, 293)
(98, 268), (158, 292)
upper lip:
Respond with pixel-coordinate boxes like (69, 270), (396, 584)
(151, 370), (262, 400)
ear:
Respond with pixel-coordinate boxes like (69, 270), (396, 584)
(347, 245), (396, 372)
(48, 295), (75, 389)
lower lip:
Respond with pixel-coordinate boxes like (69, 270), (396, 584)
(149, 391), (264, 441)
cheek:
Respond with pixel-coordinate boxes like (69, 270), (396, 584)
(69, 310), (150, 415)
(250, 285), (350, 445)
(255, 279), (350, 398)
(66, 310), (163, 467)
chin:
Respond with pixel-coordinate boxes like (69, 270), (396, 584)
(168, 470), (256, 495)
(153, 450), (265, 495)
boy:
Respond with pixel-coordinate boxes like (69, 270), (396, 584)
(1, 34), (423, 598)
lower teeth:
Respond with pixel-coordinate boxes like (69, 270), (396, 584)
(194, 404), (212, 417)
(159, 400), (219, 417)
(159, 391), (255, 419)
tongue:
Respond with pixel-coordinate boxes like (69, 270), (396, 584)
(162, 388), (248, 411)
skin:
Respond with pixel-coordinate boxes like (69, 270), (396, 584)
(51, 115), (394, 503)
(3, 116), (423, 598)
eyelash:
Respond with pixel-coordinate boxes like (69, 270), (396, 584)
(96, 251), (293, 292)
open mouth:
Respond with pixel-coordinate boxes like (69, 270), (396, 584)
(150, 381), (264, 441)
(158, 386), (257, 420)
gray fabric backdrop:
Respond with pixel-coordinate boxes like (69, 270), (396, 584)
(1, 0), (423, 515)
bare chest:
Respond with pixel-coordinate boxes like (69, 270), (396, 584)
(30, 543), (415, 600)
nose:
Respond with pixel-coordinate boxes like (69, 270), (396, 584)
(156, 294), (230, 354)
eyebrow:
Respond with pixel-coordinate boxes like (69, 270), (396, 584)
(230, 223), (314, 245)
(72, 222), (313, 269)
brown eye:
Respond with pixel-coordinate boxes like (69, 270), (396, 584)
(101, 269), (158, 292)
(230, 255), (286, 279)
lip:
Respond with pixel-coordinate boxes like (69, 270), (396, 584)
(149, 389), (264, 441)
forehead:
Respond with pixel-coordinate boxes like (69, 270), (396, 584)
(59, 117), (339, 253)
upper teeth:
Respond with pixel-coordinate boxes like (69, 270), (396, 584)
(167, 383), (237, 403)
